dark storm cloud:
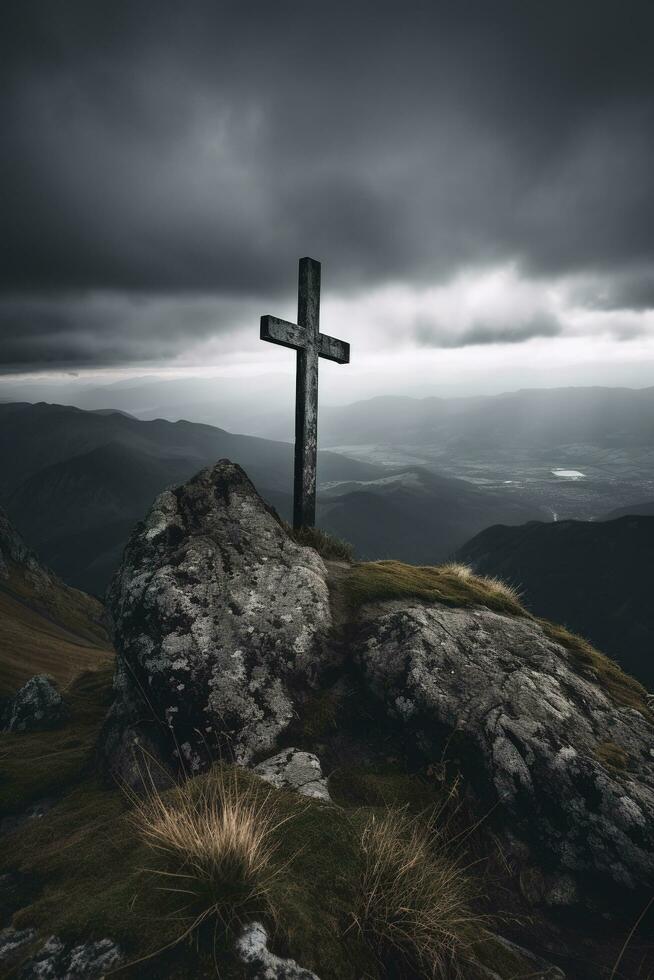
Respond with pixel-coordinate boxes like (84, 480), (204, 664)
(415, 313), (562, 349)
(1, 0), (653, 366)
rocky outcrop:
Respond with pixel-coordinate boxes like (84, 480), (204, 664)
(236, 923), (320, 979)
(3, 676), (68, 733)
(354, 601), (654, 897)
(0, 507), (40, 579)
(103, 461), (334, 780)
(103, 458), (654, 906)
(253, 748), (330, 801)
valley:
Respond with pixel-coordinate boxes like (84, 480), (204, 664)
(324, 443), (654, 520)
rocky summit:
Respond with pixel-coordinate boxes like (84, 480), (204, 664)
(103, 461), (334, 781)
(103, 459), (654, 914)
(4, 456), (645, 977)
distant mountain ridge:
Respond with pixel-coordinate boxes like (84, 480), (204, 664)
(458, 515), (654, 689)
(0, 402), (548, 593)
(318, 386), (654, 450)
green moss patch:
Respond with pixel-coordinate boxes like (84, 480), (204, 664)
(341, 560), (523, 616)
(1, 767), (374, 977)
(329, 767), (444, 812)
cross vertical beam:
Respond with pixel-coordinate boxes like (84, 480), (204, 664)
(260, 257), (350, 529)
(294, 257), (320, 527)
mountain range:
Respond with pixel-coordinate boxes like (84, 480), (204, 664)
(0, 402), (547, 594)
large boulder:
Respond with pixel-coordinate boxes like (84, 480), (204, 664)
(354, 600), (654, 899)
(103, 461), (334, 780)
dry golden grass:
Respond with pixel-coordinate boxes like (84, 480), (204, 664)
(0, 563), (111, 697)
(354, 807), (482, 978)
(131, 766), (299, 939)
(439, 562), (523, 605)
(343, 559), (524, 616)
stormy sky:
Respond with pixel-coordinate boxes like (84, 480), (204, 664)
(1, 1), (654, 402)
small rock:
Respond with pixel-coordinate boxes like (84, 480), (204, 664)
(0, 927), (36, 962)
(253, 748), (330, 801)
(236, 922), (320, 979)
(4, 676), (68, 733)
(20, 935), (123, 979)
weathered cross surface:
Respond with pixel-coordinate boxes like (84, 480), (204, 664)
(260, 257), (350, 529)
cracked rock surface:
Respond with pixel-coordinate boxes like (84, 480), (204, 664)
(103, 461), (333, 778)
(253, 748), (331, 800)
(355, 601), (654, 895)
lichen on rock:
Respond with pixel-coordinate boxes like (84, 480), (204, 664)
(3, 675), (69, 734)
(236, 922), (321, 979)
(253, 748), (330, 801)
(102, 461), (335, 780)
(354, 599), (654, 898)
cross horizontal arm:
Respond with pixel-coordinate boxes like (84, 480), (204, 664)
(260, 315), (307, 351)
(318, 333), (350, 364)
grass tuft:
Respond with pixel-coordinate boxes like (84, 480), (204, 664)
(130, 766), (300, 940)
(354, 807), (480, 978)
(342, 560), (524, 616)
(290, 525), (355, 562)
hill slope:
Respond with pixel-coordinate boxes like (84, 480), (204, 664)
(603, 499), (654, 519)
(0, 508), (111, 696)
(318, 467), (548, 564)
(458, 516), (654, 689)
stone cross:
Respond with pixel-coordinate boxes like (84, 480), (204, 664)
(260, 257), (350, 529)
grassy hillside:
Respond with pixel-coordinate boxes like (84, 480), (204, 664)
(0, 538), (112, 697)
